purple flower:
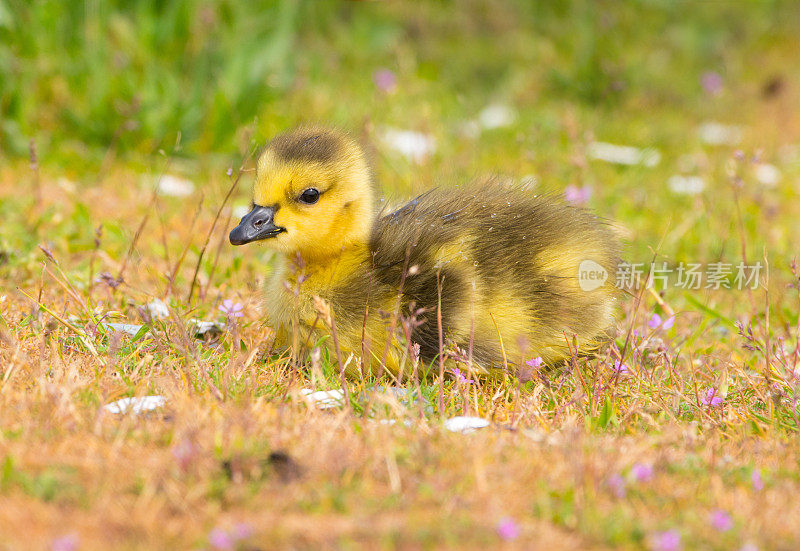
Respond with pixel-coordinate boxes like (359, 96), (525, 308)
(649, 529), (681, 551)
(51, 534), (79, 551)
(648, 313), (675, 330)
(219, 299), (244, 318)
(496, 517), (520, 540)
(612, 359), (629, 375)
(701, 71), (724, 96)
(226, 167), (233, 177)
(701, 388), (723, 406)
(709, 509), (733, 532)
(751, 469), (764, 491)
(631, 462), (654, 482)
(208, 528), (234, 550)
(525, 356), (544, 369)
(373, 69), (397, 93)
(564, 184), (592, 205)
(171, 438), (198, 471)
(452, 367), (475, 385)
(607, 473), (627, 498)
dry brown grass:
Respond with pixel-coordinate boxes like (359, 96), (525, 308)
(2, 161), (800, 550)
(4, 10), (800, 543)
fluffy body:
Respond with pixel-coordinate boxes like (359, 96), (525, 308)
(235, 126), (620, 377)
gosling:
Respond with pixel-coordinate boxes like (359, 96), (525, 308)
(230, 126), (620, 377)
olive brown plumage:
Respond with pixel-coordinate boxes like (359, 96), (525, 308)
(230, 126), (620, 377)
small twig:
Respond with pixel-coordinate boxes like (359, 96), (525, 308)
(202, 210), (233, 301)
(88, 225), (103, 298)
(329, 317), (351, 409)
(17, 288), (106, 369)
(763, 250), (771, 386)
(380, 237), (416, 374)
(118, 161), (171, 284)
(437, 270), (445, 414)
(187, 161), (252, 304)
(489, 312), (509, 372)
(166, 195), (204, 298)
(29, 139), (41, 210)
(361, 253), (376, 378)
(313, 296), (351, 409)
(155, 196), (172, 269)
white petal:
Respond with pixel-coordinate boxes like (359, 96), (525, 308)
(697, 122), (742, 145)
(369, 385), (410, 400)
(57, 177), (77, 193)
(375, 418), (415, 427)
(667, 175), (706, 195)
(104, 395), (166, 414)
(524, 428), (565, 445)
(147, 299), (170, 320)
(187, 318), (225, 336)
(478, 103), (516, 130)
(300, 388), (346, 409)
(233, 204), (250, 219)
(106, 323), (144, 336)
(156, 175), (195, 197)
(754, 163), (781, 186)
(381, 128), (436, 163)
(587, 142), (661, 167)
(444, 416), (490, 434)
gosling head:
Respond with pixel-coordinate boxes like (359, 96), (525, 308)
(230, 126), (374, 260)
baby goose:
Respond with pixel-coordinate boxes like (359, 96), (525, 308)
(230, 126), (620, 377)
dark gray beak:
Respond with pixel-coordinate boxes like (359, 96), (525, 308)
(229, 205), (285, 245)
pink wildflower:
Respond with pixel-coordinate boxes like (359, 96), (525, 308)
(525, 356), (544, 369)
(648, 313), (675, 330)
(171, 438), (198, 471)
(631, 462), (654, 482)
(496, 517), (520, 540)
(612, 359), (629, 374)
(219, 299), (244, 318)
(564, 184), (592, 205)
(649, 529), (681, 551)
(751, 469), (764, 491)
(208, 528), (234, 550)
(373, 69), (397, 93)
(607, 473), (626, 498)
(701, 388), (723, 406)
(452, 367), (475, 385)
(51, 535), (79, 551)
(709, 509), (733, 532)
(701, 71), (724, 95)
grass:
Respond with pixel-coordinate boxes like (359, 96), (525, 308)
(2, 1), (800, 549)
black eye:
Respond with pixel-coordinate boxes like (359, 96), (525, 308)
(299, 188), (320, 204)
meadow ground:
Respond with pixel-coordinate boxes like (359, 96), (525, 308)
(2, 2), (800, 549)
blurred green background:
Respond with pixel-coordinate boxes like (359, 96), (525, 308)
(2, 0), (796, 160)
(2, 0), (800, 285)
